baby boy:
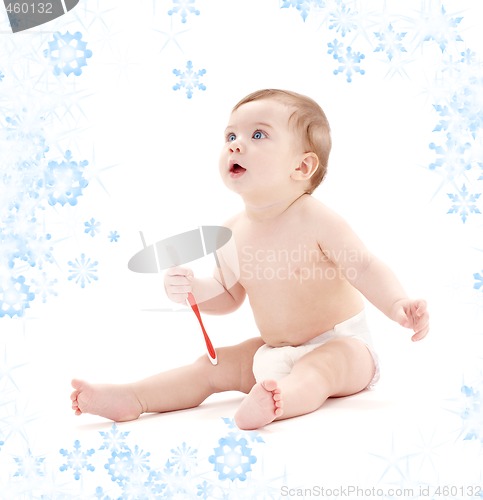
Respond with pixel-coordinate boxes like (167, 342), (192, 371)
(71, 89), (429, 430)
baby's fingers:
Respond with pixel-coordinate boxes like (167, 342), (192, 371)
(411, 326), (429, 341)
(410, 300), (429, 341)
(413, 299), (428, 317)
(165, 266), (193, 279)
(164, 267), (193, 303)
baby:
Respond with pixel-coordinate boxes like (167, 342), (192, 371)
(71, 89), (429, 430)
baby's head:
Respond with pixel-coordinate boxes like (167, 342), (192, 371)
(232, 89), (332, 194)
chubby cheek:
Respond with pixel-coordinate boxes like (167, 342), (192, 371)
(218, 151), (227, 175)
(218, 150), (232, 182)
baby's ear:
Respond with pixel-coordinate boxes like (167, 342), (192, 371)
(292, 153), (319, 181)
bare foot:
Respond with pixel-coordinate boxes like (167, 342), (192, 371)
(234, 379), (283, 430)
(71, 379), (144, 422)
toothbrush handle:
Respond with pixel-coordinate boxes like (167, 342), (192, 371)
(187, 292), (218, 365)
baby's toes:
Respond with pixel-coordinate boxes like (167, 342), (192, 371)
(262, 379), (278, 392)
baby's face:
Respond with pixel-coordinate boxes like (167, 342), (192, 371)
(219, 98), (305, 198)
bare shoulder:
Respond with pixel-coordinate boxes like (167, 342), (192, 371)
(221, 212), (243, 231)
(299, 196), (370, 265)
(298, 195), (364, 252)
(298, 194), (347, 227)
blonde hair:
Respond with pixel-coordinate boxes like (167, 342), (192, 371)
(232, 89), (332, 194)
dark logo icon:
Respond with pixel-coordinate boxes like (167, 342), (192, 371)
(4, 0), (79, 33)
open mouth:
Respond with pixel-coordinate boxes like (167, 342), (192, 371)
(229, 163), (247, 176)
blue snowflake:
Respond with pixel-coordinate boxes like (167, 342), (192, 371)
(13, 449), (45, 478)
(99, 424), (130, 454)
(433, 85), (483, 140)
(168, 0), (200, 24)
(167, 442), (198, 476)
(0, 229), (54, 281)
(374, 24), (407, 61)
(433, 103), (458, 135)
(196, 480), (214, 500)
(329, 2), (358, 37)
(0, 402), (37, 443)
(108, 230), (120, 242)
(30, 233), (54, 270)
(327, 38), (344, 60)
(157, 458), (191, 496)
(280, 0), (326, 22)
(23, 230), (52, 268)
(67, 253), (99, 288)
(422, 5), (463, 52)
(474, 272), (483, 292)
(44, 31), (93, 77)
(173, 60), (207, 99)
(59, 440), (95, 480)
(0, 70), (4, 82)
(447, 184), (481, 223)
(31, 272), (58, 303)
(0, 276), (35, 318)
(209, 435), (257, 482)
(460, 48), (477, 65)
(2, 110), (49, 208)
(429, 135), (472, 181)
(458, 85), (483, 140)
(94, 487), (111, 500)
(105, 445), (151, 486)
(332, 45), (366, 83)
(0, 231), (29, 269)
(144, 470), (167, 496)
(44, 150), (89, 207)
(459, 384), (483, 442)
(84, 218), (101, 237)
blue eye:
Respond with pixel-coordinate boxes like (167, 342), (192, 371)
(227, 133), (236, 142)
(253, 130), (266, 139)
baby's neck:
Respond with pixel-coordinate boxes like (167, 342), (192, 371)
(243, 192), (308, 222)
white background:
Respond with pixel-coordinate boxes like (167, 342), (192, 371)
(1, 1), (482, 498)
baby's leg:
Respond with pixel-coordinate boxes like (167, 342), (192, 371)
(71, 337), (264, 422)
(71, 380), (143, 422)
(234, 338), (375, 429)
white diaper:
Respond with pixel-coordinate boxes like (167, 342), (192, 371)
(252, 310), (380, 389)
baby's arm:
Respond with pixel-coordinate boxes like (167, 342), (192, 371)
(164, 216), (246, 314)
(349, 257), (429, 341)
(316, 204), (429, 340)
(164, 266), (246, 315)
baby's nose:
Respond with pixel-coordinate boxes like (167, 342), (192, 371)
(229, 139), (242, 153)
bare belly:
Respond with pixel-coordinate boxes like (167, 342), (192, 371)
(246, 283), (364, 347)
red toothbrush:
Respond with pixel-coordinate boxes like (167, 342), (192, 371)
(187, 292), (218, 365)
(136, 231), (218, 365)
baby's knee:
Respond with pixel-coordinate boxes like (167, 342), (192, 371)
(192, 353), (214, 372)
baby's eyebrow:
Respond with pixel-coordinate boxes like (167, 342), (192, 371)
(254, 122), (273, 129)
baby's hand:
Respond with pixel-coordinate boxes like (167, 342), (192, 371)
(392, 299), (429, 342)
(164, 266), (194, 304)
